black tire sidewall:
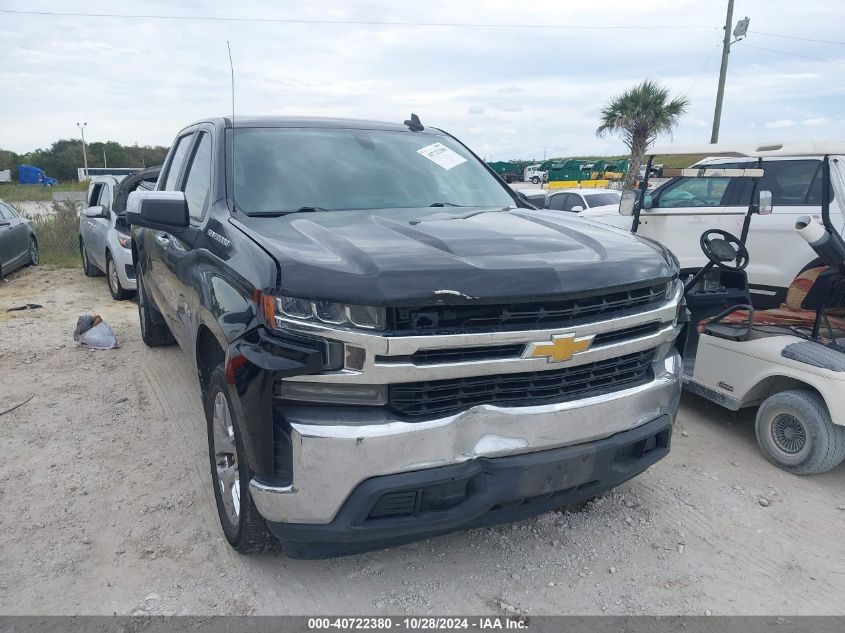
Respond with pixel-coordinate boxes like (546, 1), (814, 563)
(205, 367), (262, 549)
(29, 237), (38, 266)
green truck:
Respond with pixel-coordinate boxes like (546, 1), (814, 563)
(486, 161), (525, 183)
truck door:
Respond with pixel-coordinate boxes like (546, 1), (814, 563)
(145, 132), (194, 325)
(724, 159), (829, 306)
(157, 130), (213, 346)
(637, 174), (732, 271)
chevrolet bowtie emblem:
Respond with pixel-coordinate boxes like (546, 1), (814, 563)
(523, 333), (595, 363)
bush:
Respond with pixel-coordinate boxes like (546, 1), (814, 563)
(18, 199), (81, 267)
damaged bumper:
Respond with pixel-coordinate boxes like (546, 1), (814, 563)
(248, 348), (682, 547)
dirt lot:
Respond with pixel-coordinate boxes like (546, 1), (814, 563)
(1, 265), (844, 616)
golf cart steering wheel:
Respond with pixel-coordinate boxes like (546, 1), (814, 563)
(700, 229), (749, 271)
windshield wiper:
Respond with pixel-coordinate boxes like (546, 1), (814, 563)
(429, 202), (463, 207)
(244, 206), (330, 217)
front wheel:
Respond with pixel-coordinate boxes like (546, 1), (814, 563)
(532, 176), (540, 184)
(205, 366), (275, 554)
(106, 253), (131, 301)
(755, 390), (845, 474)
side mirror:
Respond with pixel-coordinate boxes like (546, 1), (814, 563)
(126, 191), (190, 231)
(642, 193), (653, 209)
(83, 205), (105, 218)
(757, 190), (773, 215)
(571, 205), (584, 212)
(619, 189), (637, 216)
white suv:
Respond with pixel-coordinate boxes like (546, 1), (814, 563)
(79, 168), (159, 300)
(579, 153), (845, 308)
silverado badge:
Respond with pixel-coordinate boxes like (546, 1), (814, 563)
(523, 333), (595, 363)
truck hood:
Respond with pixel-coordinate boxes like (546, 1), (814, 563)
(233, 207), (677, 305)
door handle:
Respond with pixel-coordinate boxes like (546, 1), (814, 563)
(155, 233), (171, 248)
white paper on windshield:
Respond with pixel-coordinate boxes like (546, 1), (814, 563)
(416, 142), (467, 170)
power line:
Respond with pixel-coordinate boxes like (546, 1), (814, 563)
(739, 42), (845, 66)
(0, 8), (718, 31)
(686, 40), (722, 93)
(750, 30), (845, 46)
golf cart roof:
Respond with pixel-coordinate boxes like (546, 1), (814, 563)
(650, 141), (845, 158)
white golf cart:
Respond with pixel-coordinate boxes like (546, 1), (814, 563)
(620, 145), (845, 474)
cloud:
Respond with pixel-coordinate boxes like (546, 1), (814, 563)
(1, 0), (844, 161)
(765, 119), (796, 129)
(802, 117), (829, 126)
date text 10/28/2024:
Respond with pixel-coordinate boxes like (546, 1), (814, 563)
(308, 617), (529, 631)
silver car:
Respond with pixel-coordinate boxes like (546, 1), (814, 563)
(0, 200), (38, 278)
(78, 168), (159, 299)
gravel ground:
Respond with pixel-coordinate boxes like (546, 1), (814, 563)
(1, 265), (844, 616)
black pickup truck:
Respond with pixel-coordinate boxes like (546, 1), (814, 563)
(127, 116), (684, 557)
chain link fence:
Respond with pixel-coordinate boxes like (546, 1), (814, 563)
(2, 185), (85, 267)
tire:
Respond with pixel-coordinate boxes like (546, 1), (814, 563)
(755, 389), (845, 475)
(106, 252), (131, 301)
(137, 268), (175, 347)
(80, 239), (102, 277)
(205, 365), (275, 554)
(532, 176), (540, 185)
(28, 236), (39, 266)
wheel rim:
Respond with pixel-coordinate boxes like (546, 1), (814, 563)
(212, 390), (240, 526)
(771, 413), (807, 455)
(30, 239), (38, 264)
(108, 259), (119, 294)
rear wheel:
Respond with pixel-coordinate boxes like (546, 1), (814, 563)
(28, 237), (39, 266)
(755, 390), (845, 474)
(205, 365), (275, 554)
(80, 239), (102, 277)
(137, 268), (175, 347)
(106, 252), (131, 301)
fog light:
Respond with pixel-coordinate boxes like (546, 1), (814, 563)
(345, 345), (366, 371)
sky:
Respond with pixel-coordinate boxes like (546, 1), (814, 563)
(1, 0), (844, 161)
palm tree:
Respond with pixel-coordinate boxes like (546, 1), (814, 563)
(596, 81), (689, 188)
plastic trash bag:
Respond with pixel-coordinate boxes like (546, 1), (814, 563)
(73, 314), (120, 350)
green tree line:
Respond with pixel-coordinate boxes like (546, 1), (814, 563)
(0, 139), (170, 183)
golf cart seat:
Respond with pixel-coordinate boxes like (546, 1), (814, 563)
(699, 267), (845, 341)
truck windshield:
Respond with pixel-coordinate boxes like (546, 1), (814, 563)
(230, 127), (515, 214)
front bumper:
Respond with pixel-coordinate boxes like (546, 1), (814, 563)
(250, 349), (682, 534)
(265, 414), (674, 558)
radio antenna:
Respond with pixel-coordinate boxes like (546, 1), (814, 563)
(226, 40), (236, 211)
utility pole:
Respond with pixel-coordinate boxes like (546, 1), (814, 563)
(543, 146), (547, 161)
(76, 122), (89, 178)
(710, 0), (734, 144)
(103, 147), (108, 168)
(710, 2), (750, 143)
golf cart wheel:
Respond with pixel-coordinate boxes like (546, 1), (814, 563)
(755, 390), (845, 475)
(205, 365), (275, 554)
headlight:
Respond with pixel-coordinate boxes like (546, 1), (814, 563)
(275, 296), (386, 330)
(117, 234), (131, 248)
